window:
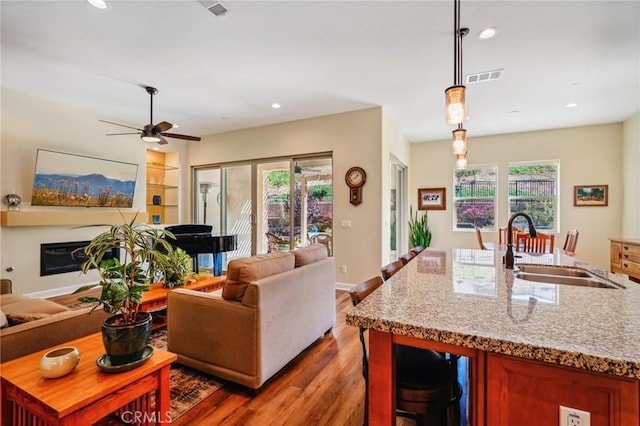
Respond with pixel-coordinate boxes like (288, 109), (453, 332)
(507, 161), (559, 232)
(453, 165), (497, 230)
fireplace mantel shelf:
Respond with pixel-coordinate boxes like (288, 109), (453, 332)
(0, 211), (148, 227)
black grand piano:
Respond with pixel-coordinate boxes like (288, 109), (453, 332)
(164, 224), (237, 275)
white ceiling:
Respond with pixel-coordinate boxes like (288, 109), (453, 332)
(2, 0), (639, 143)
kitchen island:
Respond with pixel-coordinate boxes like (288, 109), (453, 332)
(346, 248), (640, 426)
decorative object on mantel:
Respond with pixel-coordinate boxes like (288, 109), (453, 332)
(152, 195), (162, 205)
(152, 214), (162, 224)
(4, 193), (21, 211)
(40, 346), (80, 378)
(444, 0), (470, 169)
(72, 212), (178, 368)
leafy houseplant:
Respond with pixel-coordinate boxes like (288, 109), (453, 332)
(408, 206), (432, 249)
(160, 247), (193, 288)
(74, 213), (176, 365)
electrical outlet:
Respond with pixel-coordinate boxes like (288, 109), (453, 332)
(340, 265), (347, 274)
(559, 405), (590, 426)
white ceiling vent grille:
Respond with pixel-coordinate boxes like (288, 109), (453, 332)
(198, 0), (230, 17)
(466, 69), (503, 84)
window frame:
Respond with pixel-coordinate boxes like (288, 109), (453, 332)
(507, 160), (560, 233)
(452, 164), (499, 232)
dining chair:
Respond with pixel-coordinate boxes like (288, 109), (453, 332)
(381, 259), (405, 281)
(516, 231), (555, 253)
(563, 229), (579, 255)
(499, 226), (524, 245)
(475, 228), (488, 250)
(399, 251), (417, 265)
(349, 276), (460, 426)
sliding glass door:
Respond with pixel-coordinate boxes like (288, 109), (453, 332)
(193, 154), (332, 271)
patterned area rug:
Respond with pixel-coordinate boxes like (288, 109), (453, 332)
(149, 328), (224, 422)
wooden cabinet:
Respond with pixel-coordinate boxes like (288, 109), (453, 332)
(487, 353), (639, 426)
(146, 150), (179, 225)
(610, 239), (640, 282)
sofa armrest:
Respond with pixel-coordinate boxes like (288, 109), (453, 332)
(167, 289), (258, 377)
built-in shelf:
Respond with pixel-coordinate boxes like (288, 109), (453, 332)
(146, 183), (178, 189)
(147, 162), (178, 171)
(0, 211), (148, 227)
(146, 204), (178, 207)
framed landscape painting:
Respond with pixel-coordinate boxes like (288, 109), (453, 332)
(31, 149), (138, 208)
(574, 185), (608, 207)
(418, 187), (446, 210)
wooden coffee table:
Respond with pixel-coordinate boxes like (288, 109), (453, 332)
(0, 332), (176, 425)
(141, 275), (225, 328)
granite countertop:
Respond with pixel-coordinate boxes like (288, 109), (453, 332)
(345, 248), (640, 379)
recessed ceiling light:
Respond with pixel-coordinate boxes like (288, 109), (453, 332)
(477, 27), (497, 40)
(566, 103), (578, 108)
(87, 0), (109, 10)
(272, 103), (281, 109)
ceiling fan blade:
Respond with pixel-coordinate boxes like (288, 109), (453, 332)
(106, 132), (141, 136)
(153, 121), (174, 133)
(99, 120), (143, 132)
(157, 135), (169, 145)
(162, 132), (202, 142)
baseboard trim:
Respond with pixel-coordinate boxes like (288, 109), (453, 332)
(25, 283), (94, 299)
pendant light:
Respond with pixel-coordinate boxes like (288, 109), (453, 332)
(445, 0), (469, 125)
(451, 126), (467, 155)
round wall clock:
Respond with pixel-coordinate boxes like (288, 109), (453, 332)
(345, 166), (366, 205)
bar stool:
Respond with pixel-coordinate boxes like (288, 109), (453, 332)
(350, 276), (460, 426)
(381, 259), (404, 281)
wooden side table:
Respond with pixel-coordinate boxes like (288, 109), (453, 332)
(141, 275), (225, 328)
(1, 332), (176, 425)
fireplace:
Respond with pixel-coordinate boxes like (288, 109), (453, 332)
(40, 241), (119, 277)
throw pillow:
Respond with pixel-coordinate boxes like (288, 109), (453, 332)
(6, 312), (51, 326)
(293, 243), (328, 267)
(222, 251), (295, 301)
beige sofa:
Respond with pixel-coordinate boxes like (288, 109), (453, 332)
(1, 288), (108, 363)
(167, 243), (336, 390)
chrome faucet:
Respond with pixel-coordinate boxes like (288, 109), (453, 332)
(504, 212), (537, 269)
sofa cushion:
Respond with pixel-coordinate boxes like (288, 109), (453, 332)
(6, 312), (52, 326)
(293, 243), (328, 267)
(0, 294), (30, 307)
(1, 298), (69, 316)
(222, 251), (295, 301)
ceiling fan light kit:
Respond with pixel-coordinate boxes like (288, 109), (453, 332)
(101, 86), (201, 145)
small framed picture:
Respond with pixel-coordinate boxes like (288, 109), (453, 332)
(574, 185), (608, 207)
(418, 187), (446, 210)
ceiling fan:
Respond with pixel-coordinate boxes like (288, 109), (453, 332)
(100, 86), (201, 145)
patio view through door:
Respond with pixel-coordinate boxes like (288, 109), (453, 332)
(194, 154), (332, 272)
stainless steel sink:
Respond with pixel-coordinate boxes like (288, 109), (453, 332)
(514, 265), (624, 289)
(516, 265), (593, 277)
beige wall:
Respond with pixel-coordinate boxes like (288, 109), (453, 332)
(186, 107), (385, 285)
(0, 89), (188, 295)
(410, 123), (624, 270)
(623, 113), (640, 238)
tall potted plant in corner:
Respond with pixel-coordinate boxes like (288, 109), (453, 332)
(74, 213), (176, 366)
(408, 206), (432, 249)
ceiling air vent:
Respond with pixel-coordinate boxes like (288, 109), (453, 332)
(466, 69), (503, 84)
(198, 0), (230, 17)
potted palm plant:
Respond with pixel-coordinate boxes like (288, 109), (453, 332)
(74, 213), (176, 366)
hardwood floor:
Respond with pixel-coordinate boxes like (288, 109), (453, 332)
(174, 290), (368, 426)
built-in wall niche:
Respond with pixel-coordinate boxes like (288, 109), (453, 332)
(146, 150), (179, 225)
